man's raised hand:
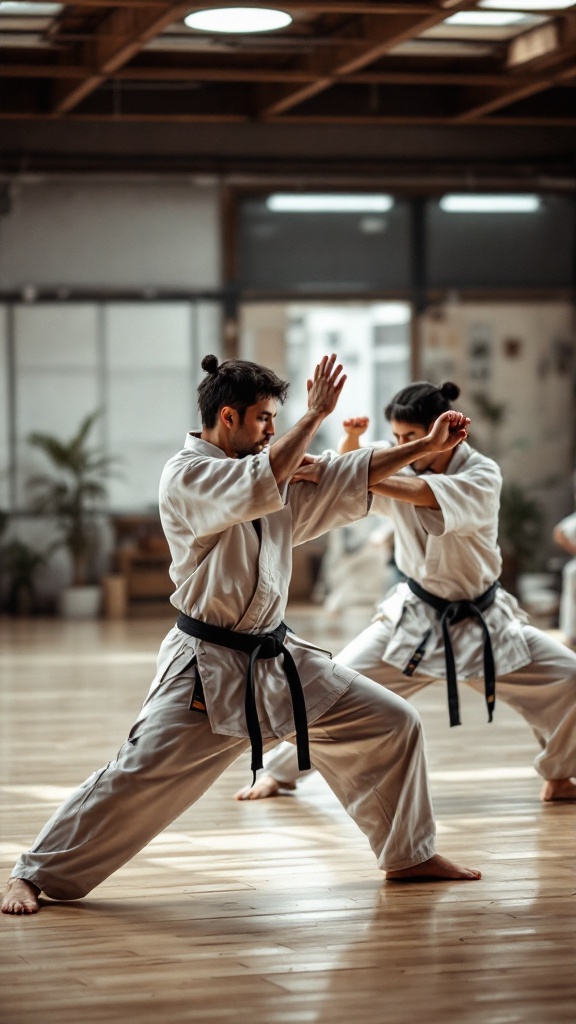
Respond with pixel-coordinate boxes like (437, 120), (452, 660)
(306, 354), (347, 418)
(427, 410), (470, 452)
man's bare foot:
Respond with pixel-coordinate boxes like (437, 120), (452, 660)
(386, 853), (482, 882)
(234, 774), (296, 800)
(540, 778), (576, 802)
(1, 878), (41, 914)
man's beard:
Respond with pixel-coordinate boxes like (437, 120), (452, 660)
(236, 441), (267, 459)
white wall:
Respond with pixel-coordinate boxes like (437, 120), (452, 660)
(0, 177), (221, 291)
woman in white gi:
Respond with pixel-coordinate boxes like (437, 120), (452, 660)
(553, 511), (576, 646)
(3, 356), (480, 915)
(238, 382), (576, 804)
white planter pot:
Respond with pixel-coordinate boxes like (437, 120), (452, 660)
(59, 585), (102, 619)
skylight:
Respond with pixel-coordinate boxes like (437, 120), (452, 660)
(445, 10), (529, 24)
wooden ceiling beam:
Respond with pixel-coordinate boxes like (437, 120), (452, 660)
(137, 2), (437, 12)
(2, 64), (553, 89)
(256, 5), (472, 117)
(451, 15), (576, 120)
(7, 0), (435, 8)
(2, 110), (575, 126)
(50, 1), (190, 115)
(453, 44), (576, 120)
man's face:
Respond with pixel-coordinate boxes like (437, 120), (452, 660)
(390, 417), (436, 473)
(230, 398), (277, 458)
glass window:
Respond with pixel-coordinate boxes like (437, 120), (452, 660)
(238, 198), (412, 293)
(426, 196), (575, 288)
(240, 301), (412, 451)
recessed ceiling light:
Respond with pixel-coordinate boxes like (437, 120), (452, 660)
(440, 194), (541, 212)
(266, 194), (394, 213)
(445, 10), (528, 25)
(184, 7), (292, 33)
(480, 0), (574, 8)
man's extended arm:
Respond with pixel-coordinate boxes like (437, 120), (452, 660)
(292, 411), (469, 506)
(336, 415), (438, 508)
(370, 476), (439, 509)
(268, 354), (346, 489)
(367, 412), (468, 494)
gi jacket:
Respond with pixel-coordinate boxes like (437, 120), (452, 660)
(371, 442), (532, 680)
(144, 434), (373, 740)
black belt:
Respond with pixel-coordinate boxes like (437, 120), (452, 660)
(176, 613), (311, 785)
(403, 579), (499, 727)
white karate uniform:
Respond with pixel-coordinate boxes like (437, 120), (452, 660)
(11, 435), (438, 899)
(555, 512), (576, 643)
(263, 443), (576, 788)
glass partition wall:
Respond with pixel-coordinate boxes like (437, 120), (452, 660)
(239, 301), (412, 451)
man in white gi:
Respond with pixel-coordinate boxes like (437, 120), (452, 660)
(553, 510), (576, 646)
(237, 381), (576, 804)
(3, 355), (480, 915)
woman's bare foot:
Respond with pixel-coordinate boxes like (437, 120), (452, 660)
(386, 853), (482, 882)
(234, 774), (296, 800)
(1, 878), (41, 914)
(540, 778), (576, 802)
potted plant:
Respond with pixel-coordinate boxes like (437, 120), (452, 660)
(27, 411), (118, 618)
(498, 482), (544, 595)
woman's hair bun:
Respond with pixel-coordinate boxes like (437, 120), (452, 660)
(440, 381), (460, 401)
(201, 354), (219, 374)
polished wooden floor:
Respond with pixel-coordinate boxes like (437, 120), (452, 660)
(1, 607), (575, 1024)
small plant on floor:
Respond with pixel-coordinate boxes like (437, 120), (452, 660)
(0, 510), (48, 615)
(27, 411), (119, 587)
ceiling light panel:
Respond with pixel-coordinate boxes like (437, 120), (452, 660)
(446, 10), (528, 24)
(184, 8), (292, 33)
(425, 10), (547, 41)
(480, 0), (574, 9)
(440, 194), (541, 212)
(266, 194), (394, 213)
(0, 2), (62, 12)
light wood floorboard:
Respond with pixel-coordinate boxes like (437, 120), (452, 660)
(1, 607), (575, 1024)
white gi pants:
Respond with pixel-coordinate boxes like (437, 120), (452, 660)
(559, 558), (576, 644)
(263, 621), (576, 787)
(11, 668), (435, 900)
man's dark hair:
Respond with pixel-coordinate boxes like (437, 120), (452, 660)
(198, 354), (290, 428)
(385, 381), (460, 429)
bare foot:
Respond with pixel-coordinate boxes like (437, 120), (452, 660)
(234, 774), (296, 800)
(386, 853), (482, 882)
(540, 778), (576, 802)
(1, 878), (41, 914)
